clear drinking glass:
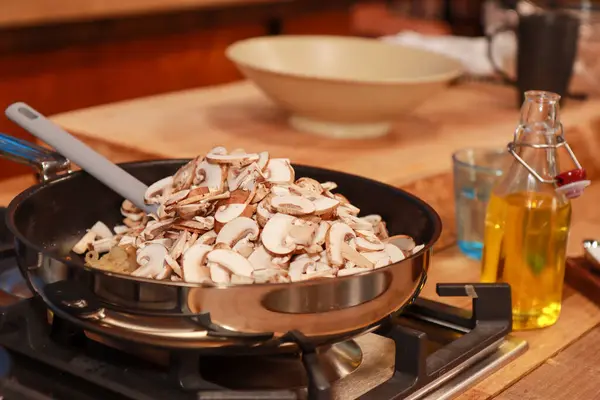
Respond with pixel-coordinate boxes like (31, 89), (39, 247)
(452, 148), (509, 260)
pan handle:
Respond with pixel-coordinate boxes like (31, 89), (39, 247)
(0, 133), (71, 183)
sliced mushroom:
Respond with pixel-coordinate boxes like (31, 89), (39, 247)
(340, 242), (374, 269)
(248, 245), (276, 271)
(206, 152), (259, 167)
(165, 189), (191, 206)
(90, 221), (114, 239)
(361, 250), (392, 269)
(197, 230), (217, 245)
(232, 238), (255, 257)
(173, 158), (199, 191)
(338, 267), (372, 277)
(355, 237), (385, 252)
(412, 244), (425, 255)
(256, 201), (274, 227)
(165, 254), (183, 277)
(384, 243), (406, 264)
(169, 230), (190, 261)
(216, 217), (259, 248)
(195, 160), (227, 191)
(132, 244), (169, 279)
(72, 231), (97, 254)
(253, 268), (288, 284)
(174, 203), (211, 220)
(257, 151), (270, 171)
(209, 262), (230, 284)
(288, 219), (318, 247)
(113, 225), (129, 235)
(231, 274), (254, 285)
(264, 159), (294, 183)
(289, 258), (314, 282)
(206, 249), (253, 277)
(182, 243), (213, 283)
(325, 222), (356, 266)
(312, 196), (339, 219)
(141, 218), (175, 240)
(271, 195), (315, 216)
(261, 213), (296, 255)
(144, 176), (174, 204)
(321, 181), (337, 191)
(215, 203), (251, 227)
(312, 221), (330, 246)
(389, 235), (416, 255)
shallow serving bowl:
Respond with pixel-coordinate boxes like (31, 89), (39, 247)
(226, 35), (463, 139)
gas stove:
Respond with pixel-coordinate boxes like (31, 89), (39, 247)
(0, 209), (527, 400)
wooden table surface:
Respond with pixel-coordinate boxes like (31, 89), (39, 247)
(8, 79), (599, 399)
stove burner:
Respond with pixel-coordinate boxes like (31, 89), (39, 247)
(0, 206), (527, 400)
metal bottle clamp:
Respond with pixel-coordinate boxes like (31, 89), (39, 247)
(507, 123), (590, 199)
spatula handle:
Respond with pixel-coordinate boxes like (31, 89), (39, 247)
(5, 102), (155, 214)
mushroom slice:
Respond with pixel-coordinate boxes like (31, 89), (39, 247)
(261, 213), (296, 255)
(174, 203), (211, 219)
(165, 189), (191, 206)
(289, 219), (318, 247)
(340, 242), (375, 269)
(389, 235), (416, 255)
(360, 214), (382, 227)
(171, 219), (210, 234)
(271, 195), (315, 216)
(113, 225), (129, 235)
(294, 177), (323, 194)
(289, 258), (314, 282)
(132, 244), (169, 279)
(182, 243), (213, 283)
(271, 186), (292, 197)
(165, 254), (183, 277)
(355, 237), (385, 252)
(264, 159), (294, 184)
(321, 181), (337, 191)
(337, 267), (372, 277)
(412, 244), (425, 255)
(216, 217), (259, 248)
(169, 230), (190, 261)
(72, 231), (97, 254)
(232, 238), (255, 258)
(215, 203), (251, 227)
(338, 214), (373, 231)
(256, 201), (274, 227)
(325, 222), (357, 266)
(194, 160), (227, 191)
(197, 230), (217, 245)
(90, 237), (117, 254)
(206, 249), (253, 277)
(209, 263), (230, 284)
(90, 221), (114, 239)
(206, 152), (259, 167)
(231, 274), (254, 285)
(312, 196), (339, 219)
(248, 245), (276, 271)
(142, 218), (175, 240)
(144, 176), (174, 204)
(384, 243), (406, 264)
(312, 221), (330, 246)
(173, 158), (199, 191)
(361, 250), (392, 269)
(253, 268), (288, 284)
(257, 151), (270, 171)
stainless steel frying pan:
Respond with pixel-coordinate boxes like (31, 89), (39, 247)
(0, 134), (441, 350)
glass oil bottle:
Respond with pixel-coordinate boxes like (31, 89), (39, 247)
(481, 90), (590, 331)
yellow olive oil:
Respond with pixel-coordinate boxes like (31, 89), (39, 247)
(481, 191), (571, 330)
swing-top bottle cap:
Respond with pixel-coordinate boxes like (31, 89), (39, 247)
(554, 168), (591, 199)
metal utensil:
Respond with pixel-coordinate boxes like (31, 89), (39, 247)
(5, 102), (155, 214)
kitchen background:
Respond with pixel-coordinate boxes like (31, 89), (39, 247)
(0, 0), (507, 180)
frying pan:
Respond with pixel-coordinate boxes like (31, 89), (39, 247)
(0, 134), (442, 350)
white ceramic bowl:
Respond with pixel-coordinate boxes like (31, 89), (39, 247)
(226, 35), (464, 139)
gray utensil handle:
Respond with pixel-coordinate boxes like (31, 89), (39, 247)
(5, 102), (154, 213)
(0, 133), (70, 183)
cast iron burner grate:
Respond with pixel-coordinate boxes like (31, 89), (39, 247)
(0, 207), (526, 400)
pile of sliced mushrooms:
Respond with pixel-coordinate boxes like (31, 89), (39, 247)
(72, 147), (423, 285)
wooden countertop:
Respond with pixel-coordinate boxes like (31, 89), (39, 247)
(2, 0), (283, 28)
(6, 79), (597, 398)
